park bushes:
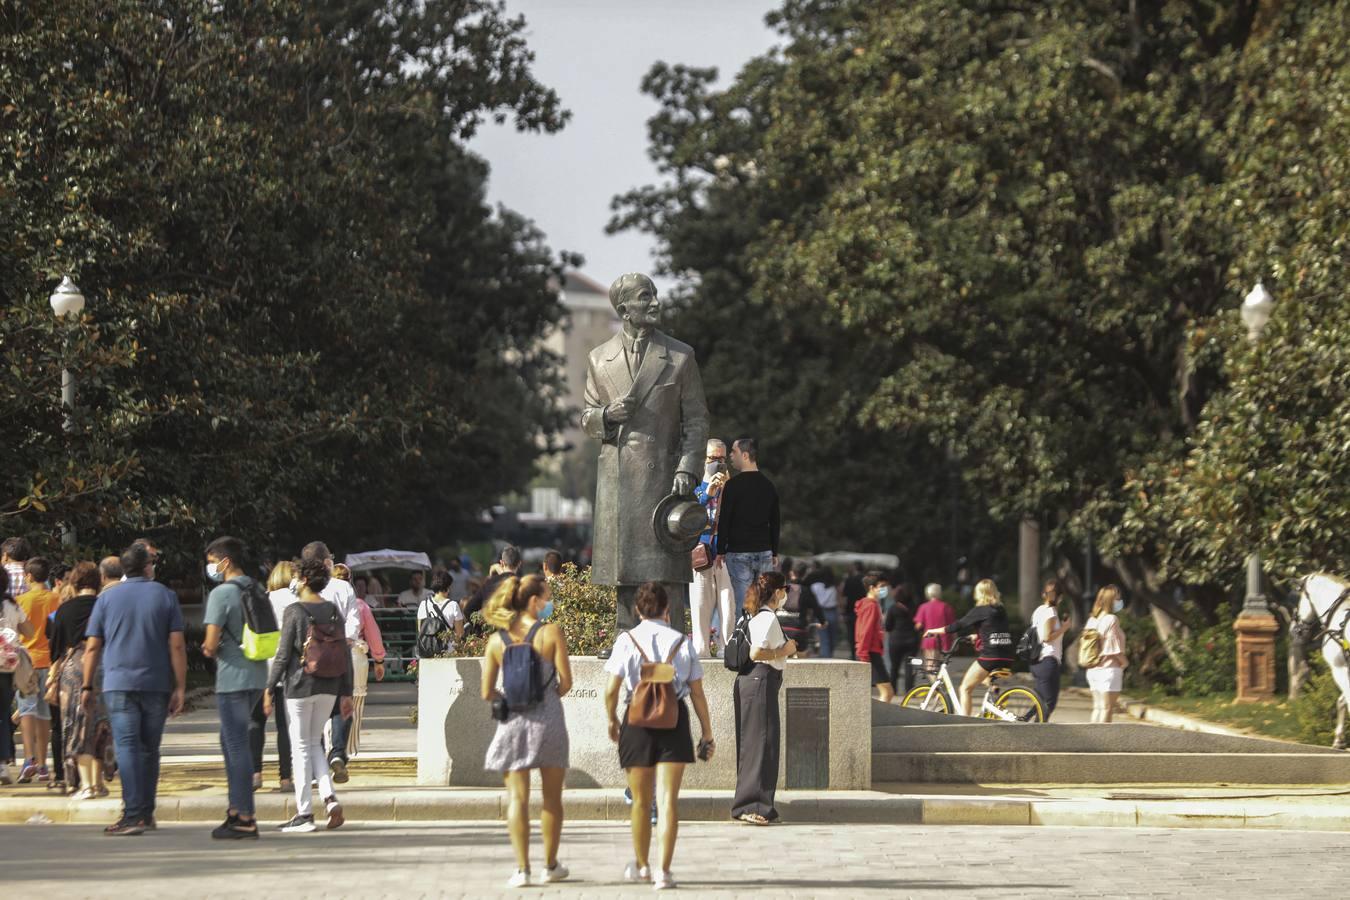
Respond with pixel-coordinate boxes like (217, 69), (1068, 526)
(1291, 662), (1342, 747)
(460, 564), (616, 658)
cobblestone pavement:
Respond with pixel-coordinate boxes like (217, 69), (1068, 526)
(2, 820), (1343, 898)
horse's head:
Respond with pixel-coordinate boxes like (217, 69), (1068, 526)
(1297, 574), (1318, 625)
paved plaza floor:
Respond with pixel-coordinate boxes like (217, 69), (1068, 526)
(2, 820), (1344, 898)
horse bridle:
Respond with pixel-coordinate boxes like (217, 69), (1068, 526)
(1295, 579), (1350, 652)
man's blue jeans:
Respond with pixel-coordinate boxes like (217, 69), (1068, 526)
(818, 608), (840, 659)
(103, 690), (170, 821)
(725, 551), (775, 619)
(218, 690), (261, 817)
(328, 699), (349, 764)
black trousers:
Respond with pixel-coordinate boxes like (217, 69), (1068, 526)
(731, 663), (782, 821)
(49, 696), (64, 781)
(249, 685), (291, 780)
(887, 640), (918, 695)
(1030, 656), (1061, 719)
(0, 672), (14, 762)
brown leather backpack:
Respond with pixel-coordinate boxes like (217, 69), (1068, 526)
(299, 603), (349, 678)
(626, 632), (683, 730)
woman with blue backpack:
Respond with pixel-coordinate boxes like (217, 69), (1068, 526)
(480, 574), (574, 889)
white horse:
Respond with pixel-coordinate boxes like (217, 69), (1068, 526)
(1295, 573), (1350, 749)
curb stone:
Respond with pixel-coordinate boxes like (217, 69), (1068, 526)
(2, 789), (1347, 831)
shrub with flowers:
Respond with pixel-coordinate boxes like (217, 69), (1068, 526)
(458, 563), (617, 657)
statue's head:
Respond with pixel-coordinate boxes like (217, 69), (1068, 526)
(609, 273), (660, 330)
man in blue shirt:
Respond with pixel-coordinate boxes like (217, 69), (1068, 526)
(201, 535), (268, 840)
(82, 540), (186, 836)
(689, 439), (734, 657)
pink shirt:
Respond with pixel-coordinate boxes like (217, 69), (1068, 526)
(915, 599), (956, 651)
(355, 598), (386, 661)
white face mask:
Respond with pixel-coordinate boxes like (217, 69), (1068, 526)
(1113, 597), (1125, 613)
(205, 561), (224, 583)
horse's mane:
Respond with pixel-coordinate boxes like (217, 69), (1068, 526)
(1307, 572), (1350, 591)
(1301, 572), (1350, 620)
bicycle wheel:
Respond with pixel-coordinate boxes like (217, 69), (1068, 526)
(988, 686), (1045, 722)
(902, 684), (951, 714)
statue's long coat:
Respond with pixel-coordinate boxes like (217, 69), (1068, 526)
(581, 330), (708, 585)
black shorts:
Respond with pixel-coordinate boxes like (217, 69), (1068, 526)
(977, 658), (1014, 673)
(869, 654), (890, 686)
(618, 699), (694, 768)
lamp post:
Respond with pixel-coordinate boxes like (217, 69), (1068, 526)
(1234, 280), (1278, 702)
(49, 275), (85, 548)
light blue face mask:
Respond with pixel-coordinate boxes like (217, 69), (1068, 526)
(205, 561), (225, 583)
(539, 600), (555, 621)
(1113, 597), (1125, 613)
(877, 587), (890, 601)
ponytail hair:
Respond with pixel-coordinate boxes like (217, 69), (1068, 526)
(484, 574), (548, 630)
(744, 571), (787, 615)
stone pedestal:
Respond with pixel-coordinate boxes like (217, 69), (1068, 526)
(1233, 612), (1279, 703)
(417, 657), (872, 789)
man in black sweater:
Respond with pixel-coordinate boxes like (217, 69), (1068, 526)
(715, 437), (781, 618)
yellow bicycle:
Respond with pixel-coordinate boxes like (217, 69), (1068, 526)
(901, 639), (1045, 722)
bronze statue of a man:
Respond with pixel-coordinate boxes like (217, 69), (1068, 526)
(582, 273), (709, 634)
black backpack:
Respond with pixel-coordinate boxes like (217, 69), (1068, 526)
(1016, 622), (1043, 664)
(416, 600), (453, 658)
(722, 611), (755, 675)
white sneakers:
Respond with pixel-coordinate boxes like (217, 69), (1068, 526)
(506, 863), (569, 887)
(538, 862), (569, 884)
(279, 813), (317, 833)
(323, 797), (345, 830)
(510, 860), (665, 889)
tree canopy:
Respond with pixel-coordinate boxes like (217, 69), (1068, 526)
(1, 0), (573, 564)
(615, 0), (1349, 608)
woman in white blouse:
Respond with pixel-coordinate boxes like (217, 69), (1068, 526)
(732, 571), (795, 825)
(603, 582), (715, 891)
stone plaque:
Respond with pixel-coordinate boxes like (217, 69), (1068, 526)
(786, 687), (829, 789)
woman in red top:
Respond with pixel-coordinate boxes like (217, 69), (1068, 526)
(852, 573), (893, 702)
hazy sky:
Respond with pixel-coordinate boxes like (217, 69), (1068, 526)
(469, 0), (781, 293)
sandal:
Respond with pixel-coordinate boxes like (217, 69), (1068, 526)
(736, 813), (770, 826)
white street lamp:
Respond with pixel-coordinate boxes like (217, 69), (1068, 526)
(49, 276), (84, 547)
(49, 275), (85, 318)
(1240, 282), (1274, 617)
(1241, 280), (1274, 342)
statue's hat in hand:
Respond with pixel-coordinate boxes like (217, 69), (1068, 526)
(652, 493), (706, 553)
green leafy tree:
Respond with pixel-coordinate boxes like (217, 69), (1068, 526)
(611, 59), (995, 580)
(1, 0), (571, 566)
(615, 0), (1337, 623)
(1110, 2), (1350, 587)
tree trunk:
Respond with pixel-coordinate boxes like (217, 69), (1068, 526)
(1105, 554), (1188, 672)
(1054, 556), (1086, 676)
(1272, 603), (1310, 699)
(1018, 517), (1040, 622)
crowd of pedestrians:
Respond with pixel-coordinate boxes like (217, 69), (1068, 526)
(0, 431), (1141, 882)
(0, 531), (393, 841)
